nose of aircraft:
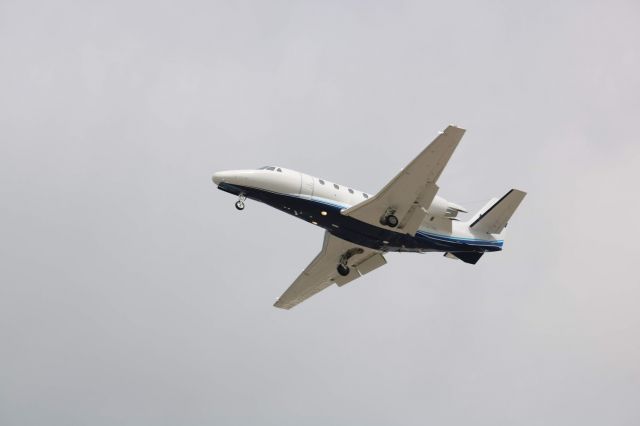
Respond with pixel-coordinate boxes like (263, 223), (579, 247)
(212, 170), (250, 186)
(212, 171), (231, 185)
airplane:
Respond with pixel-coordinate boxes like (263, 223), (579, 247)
(212, 125), (526, 309)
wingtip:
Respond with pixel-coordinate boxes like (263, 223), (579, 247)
(273, 300), (291, 310)
(446, 124), (466, 132)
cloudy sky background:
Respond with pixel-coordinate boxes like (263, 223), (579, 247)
(1, 1), (639, 424)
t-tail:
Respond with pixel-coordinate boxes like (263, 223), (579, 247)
(445, 189), (527, 264)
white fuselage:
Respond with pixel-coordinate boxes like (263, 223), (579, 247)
(212, 166), (503, 249)
(211, 124), (527, 309)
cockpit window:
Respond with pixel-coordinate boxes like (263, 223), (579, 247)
(259, 166), (276, 171)
(276, 168), (282, 172)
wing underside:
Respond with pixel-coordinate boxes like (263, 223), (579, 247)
(340, 125), (465, 236)
(274, 232), (386, 310)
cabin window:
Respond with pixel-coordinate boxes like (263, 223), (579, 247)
(362, 193), (369, 199)
(319, 179), (325, 185)
(348, 188), (354, 194)
(333, 184), (339, 190)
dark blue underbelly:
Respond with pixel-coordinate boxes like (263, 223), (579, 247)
(217, 183), (502, 253)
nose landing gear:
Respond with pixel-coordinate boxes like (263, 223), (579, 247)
(235, 194), (246, 210)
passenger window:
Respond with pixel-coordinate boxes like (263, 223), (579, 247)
(348, 188), (354, 194)
(319, 179), (325, 185)
(362, 193), (369, 199)
(333, 184), (339, 190)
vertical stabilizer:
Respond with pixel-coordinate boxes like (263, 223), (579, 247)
(470, 189), (526, 235)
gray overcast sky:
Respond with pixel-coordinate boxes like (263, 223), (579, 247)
(1, 1), (639, 425)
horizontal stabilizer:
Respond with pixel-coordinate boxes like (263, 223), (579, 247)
(470, 189), (526, 234)
(444, 251), (484, 264)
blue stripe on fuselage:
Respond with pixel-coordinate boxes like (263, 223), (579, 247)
(217, 182), (503, 253)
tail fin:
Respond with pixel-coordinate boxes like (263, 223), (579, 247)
(470, 189), (526, 234)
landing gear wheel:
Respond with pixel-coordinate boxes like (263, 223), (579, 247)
(235, 194), (247, 210)
(385, 214), (398, 227)
(337, 264), (350, 276)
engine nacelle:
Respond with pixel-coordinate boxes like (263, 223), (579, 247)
(427, 195), (467, 219)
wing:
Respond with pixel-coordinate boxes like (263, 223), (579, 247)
(341, 125), (465, 235)
(273, 232), (387, 310)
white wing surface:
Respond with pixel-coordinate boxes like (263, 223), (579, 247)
(274, 232), (387, 310)
(341, 125), (465, 235)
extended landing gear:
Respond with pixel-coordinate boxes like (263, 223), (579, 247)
(384, 214), (398, 227)
(337, 264), (350, 276)
(379, 208), (398, 228)
(235, 194), (246, 210)
(336, 247), (364, 276)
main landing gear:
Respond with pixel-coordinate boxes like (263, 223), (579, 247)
(235, 194), (246, 210)
(336, 247), (364, 276)
(380, 209), (398, 228)
(337, 264), (350, 276)
(384, 214), (398, 227)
